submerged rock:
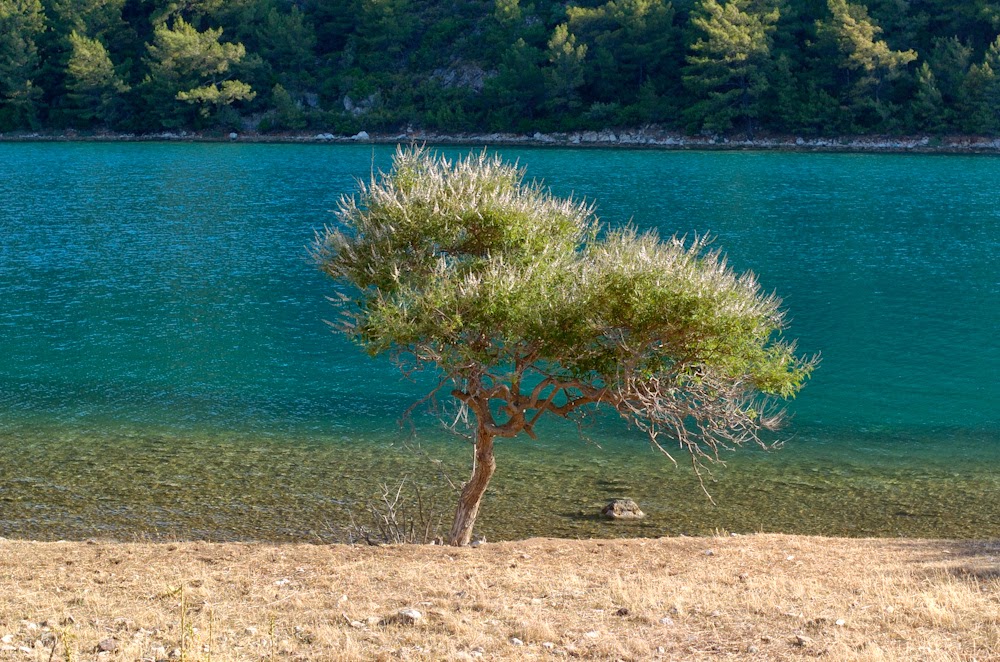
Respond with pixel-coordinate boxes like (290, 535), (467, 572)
(601, 498), (645, 520)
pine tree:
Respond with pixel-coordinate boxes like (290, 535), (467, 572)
(912, 61), (946, 133)
(142, 16), (255, 128)
(481, 38), (547, 130)
(818, 0), (916, 129)
(65, 31), (130, 127)
(544, 23), (588, 116)
(566, 0), (679, 108)
(683, 0), (780, 137)
(0, 0), (45, 130)
(958, 37), (1000, 134)
(926, 36), (973, 131)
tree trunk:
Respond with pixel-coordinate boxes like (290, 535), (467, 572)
(448, 424), (496, 546)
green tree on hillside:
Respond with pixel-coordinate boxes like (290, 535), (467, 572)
(47, 0), (129, 41)
(818, 0), (916, 129)
(64, 31), (130, 127)
(142, 17), (255, 128)
(314, 148), (816, 546)
(911, 62), (946, 132)
(566, 0), (679, 115)
(481, 38), (547, 130)
(683, 0), (780, 137)
(0, 0), (45, 130)
(543, 23), (589, 116)
(958, 38), (1000, 133)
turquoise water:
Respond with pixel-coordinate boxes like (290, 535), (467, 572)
(1, 143), (998, 541)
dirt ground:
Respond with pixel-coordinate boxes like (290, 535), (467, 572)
(1, 534), (997, 661)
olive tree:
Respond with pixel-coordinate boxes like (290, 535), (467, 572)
(314, 147), (816, 546)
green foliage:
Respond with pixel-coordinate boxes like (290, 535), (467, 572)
(567, 0), (679, 107)
(142, 17), (254, 127)
(315, 147), (815, 541)
(544, 23), (589, 115)
(683, 0), (780, 136)
(263, 83), (307, 131)
(0, 0), (45, 130)
(64, 31), (130, 127)
(818, 0), (917, 129)
(911, 62), (946, 133)
(317, 147), (813, 443)
(4, 0), (1000, 134)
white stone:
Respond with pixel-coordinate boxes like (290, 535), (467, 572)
(396, 608), (422, 624)
(352, 131), (370, 141)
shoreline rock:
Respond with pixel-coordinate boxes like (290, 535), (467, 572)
(602, 498), (645, 520)
(3, 128), (1000, 154)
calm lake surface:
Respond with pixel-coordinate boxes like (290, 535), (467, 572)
(1, 143), (997, 541)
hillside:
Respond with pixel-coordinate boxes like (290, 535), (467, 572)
(3, 0), (1000, 137)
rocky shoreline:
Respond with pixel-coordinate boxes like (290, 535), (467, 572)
(4, 127), (1000, 153)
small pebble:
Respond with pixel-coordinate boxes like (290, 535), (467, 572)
(97, 638), (118, 652)
(510, 637), (524, 646)
(395, 608), (422, 624)
(836, 618), (846, 626)
(659, 616), (675, 626)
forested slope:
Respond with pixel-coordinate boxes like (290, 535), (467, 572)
(2, 0), (1000, 136)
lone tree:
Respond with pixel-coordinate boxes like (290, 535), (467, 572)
(314, 147), (816, 546)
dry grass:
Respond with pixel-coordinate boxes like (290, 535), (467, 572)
(1, 534), (997, 661)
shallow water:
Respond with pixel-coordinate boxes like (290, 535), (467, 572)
(1, 144), (997, 541)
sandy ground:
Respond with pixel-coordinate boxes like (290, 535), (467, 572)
(1, 534), (997, 661)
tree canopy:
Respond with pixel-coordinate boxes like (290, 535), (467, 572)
(314, 147), (816, 545)
(4, 0), (1000, 135)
